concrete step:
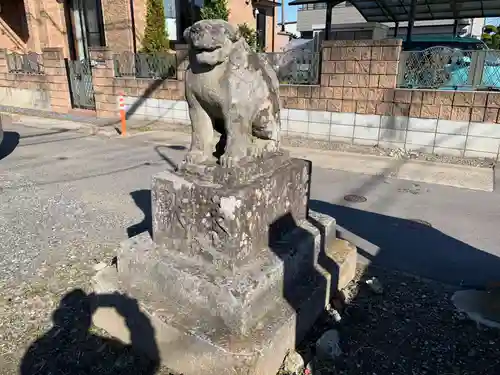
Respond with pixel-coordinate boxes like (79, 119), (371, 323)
(317, 238), (358, 303)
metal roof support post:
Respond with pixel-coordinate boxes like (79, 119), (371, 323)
(452, 19), (459, 37)
(394, 22), (399, 37)
(324, 1), (333, 41)
(406, 0), (417, 44)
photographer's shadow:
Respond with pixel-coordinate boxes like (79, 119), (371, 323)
(20, 289), (160, 375)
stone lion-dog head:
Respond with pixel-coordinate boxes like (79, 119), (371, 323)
(183, 20), (241, 66)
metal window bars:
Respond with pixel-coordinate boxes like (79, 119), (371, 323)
(113, 52), (177, 79)
(397, 47), (500, 91)
(7, 52), (44, 74)
(260, 49), (321, 85)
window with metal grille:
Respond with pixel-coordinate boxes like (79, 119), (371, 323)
(257, 9), (266, 50)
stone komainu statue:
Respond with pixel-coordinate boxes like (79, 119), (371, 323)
(182, 19), (282, 168)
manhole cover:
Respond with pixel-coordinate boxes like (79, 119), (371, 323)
(343, 194), (367, 203)
(166, 145), (187, 151)
(57, 156), (68, 160)
(409, 219), (432, 227)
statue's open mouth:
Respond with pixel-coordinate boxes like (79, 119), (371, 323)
(193, 45), (224, 65)
(195, 46), (221, 54)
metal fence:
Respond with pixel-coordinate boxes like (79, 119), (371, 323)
(261, 49), (320, 85)
(7, 52), (44, 74)
(398, 47), (500, 91)
(113, 52), (177, 79)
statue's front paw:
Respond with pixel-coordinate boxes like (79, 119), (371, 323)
(183, 151), (207, 166)
(219, 154), (240, 168)
(248, 144), (264, 159)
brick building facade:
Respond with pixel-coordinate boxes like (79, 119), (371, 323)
(0, 0), (281, 57)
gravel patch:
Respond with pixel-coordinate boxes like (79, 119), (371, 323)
(283, 137), (496, 169)
(3, 251), (498, 375)
(0, 169), (180, 375)
(278, 265), (500, 375)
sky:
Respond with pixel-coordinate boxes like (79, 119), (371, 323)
(278, 0), (298, 24)
(485, 18), (500, 26)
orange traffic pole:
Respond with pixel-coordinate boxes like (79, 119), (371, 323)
(119, 94), (126, 136)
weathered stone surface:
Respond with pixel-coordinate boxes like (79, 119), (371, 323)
(177, 149), (292, 186)
(152, 156), (311, 267)
(91, 37), (360, 372)
(315, 329), (342, 361)
(182, 19), (282, 167)
(117, 210), (333, 338)
(92, 213), (357, 375)
(282, 350), (305, 374)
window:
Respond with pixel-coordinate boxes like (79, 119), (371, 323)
(163, 0), (176, 18)
(83, 0), (105, 47)
(300, 4), (327, 10)
(256, 9), (266, 50)
(300, 2), (353, 10)
(67, 0), (105, 60)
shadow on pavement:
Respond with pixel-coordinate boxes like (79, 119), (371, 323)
(310, 199), (500, 287)
(154, 145), (182, 171)
(20, 289), (160, 375)
(0, 131), (20, 160)
(19, 129), (71, 139)
(128, 189), (153, 238)
(127, 145), (184, 237)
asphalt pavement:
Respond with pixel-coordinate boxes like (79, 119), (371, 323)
(1, 123), (500, 288)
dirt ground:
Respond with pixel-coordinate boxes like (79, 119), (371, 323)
(2, 263), (498, 375)
(282, 265), (500, 375)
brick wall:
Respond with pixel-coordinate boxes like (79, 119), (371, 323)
(89, 46), (188, 119)
(279, 39), (500, 124)
(102, 0), (135, 53)
(95, 39), (500, 158)
(280, 39), (401, 114)
(1, 39), (496, 159)
(0, 47), (71, 113)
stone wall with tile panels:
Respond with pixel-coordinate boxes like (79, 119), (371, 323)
(89, 46), (188, 120)
(93, 40), (500, 159)
(279, 87), (500, 159)
(276, 39), (500, 159)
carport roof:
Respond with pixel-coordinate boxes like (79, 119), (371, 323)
(288, 0), (500, 23)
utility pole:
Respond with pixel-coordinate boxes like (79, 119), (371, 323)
(281, 0), (285, 32)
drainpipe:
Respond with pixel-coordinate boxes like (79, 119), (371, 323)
(452, 19), (459, 37)
(129, 0), (137, 54)
(281, 0), (285, 32)
(272, 7), (275, 52)
(406, 0), (417, 45)
(324, 1), (333, 41)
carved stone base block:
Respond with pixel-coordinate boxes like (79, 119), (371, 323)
(151, 152), (310, 267)
(92, 231), (357, 375)
(91, 155), (358, 375)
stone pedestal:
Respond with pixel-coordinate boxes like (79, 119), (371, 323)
(92, 152), (357, 375)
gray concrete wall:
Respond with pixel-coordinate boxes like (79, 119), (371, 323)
(297, 3), (473, 37)
(297, 3), (365, 32)
(0, 87), (51, 111)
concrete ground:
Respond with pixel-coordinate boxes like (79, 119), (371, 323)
(1, 123), (500, 289)
(3, 122), (500, 374)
